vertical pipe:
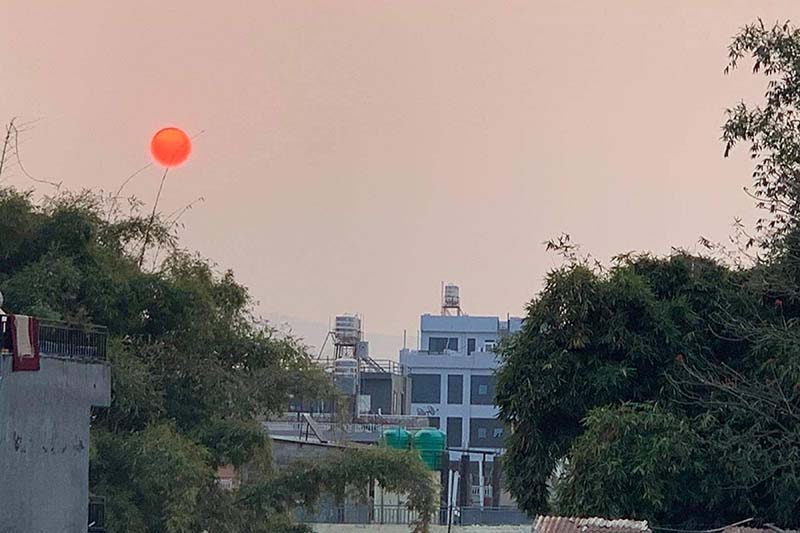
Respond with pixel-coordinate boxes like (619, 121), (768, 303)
(449, 471), (459, 532)
(479, 455), (485, 509)
(447, 469), (453, 526)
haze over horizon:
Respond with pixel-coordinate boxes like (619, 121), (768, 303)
(2, 1), (796, 353)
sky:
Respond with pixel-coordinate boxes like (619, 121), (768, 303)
(1, 1), (797, 356)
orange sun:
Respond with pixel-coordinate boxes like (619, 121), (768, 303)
(150, 127), (191, 167)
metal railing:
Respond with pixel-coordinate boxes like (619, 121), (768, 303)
(0, 316), (108, 361)
(355, 413), (431, 427)
(295, 504), (423, 525)
(296, 504), (531, 526)
(88, 495), (106, 532)
(39, 320), (108, 360)
(359, 359), (406, 375)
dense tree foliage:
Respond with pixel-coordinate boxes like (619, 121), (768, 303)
(240, 446), (437, 533)
(497, 20), (800, 528)
(0, 187), (434, 531)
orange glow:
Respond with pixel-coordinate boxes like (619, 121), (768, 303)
(150, 127), (191, 167)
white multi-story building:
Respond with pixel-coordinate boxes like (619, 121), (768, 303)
(399, 310), (522, 458)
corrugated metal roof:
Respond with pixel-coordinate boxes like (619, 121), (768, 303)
(723, 526), (798, 533)
(533, 515), (651, 533)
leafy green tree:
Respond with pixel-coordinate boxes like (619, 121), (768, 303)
(497, 20), (800, 528)
(240, 446), (437, 533)
(496, 254), (755, 522)
(0, 185), (434, 531)
(553, 404), (712, 523)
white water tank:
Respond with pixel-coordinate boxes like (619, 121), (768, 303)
(334, 357), (358, 395)
(444, 284), (460, 307)
(334, 315), (361, 345)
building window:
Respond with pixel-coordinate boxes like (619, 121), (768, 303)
(467, 338), (476, 355)
(470, 375), (496, 405)
(410, 374), (441, 403)
(469, 418), (506, 448)
(447, 374), (463, 404)
(429, 337), (459, 353)
(447, 417), (463, 448)
(483, 340), (497, 352)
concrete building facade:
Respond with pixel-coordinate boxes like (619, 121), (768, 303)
(0, 320), (110, 533)
(400, 314), (522, 457)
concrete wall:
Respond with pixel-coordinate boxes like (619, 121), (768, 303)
(312, 525), (529, 533)
(361, 374), (392, 414)
(0, 354), (110, 533)
(360, 372), (411, 416)
(271, 437), (347, 468)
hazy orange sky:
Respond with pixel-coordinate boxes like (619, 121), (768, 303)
(2, 1), (797, 355)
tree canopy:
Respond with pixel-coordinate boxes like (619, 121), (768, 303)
(0, 187), (435, 531)
(496, 20), (800, 528)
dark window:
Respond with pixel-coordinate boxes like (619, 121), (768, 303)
(428, 417), (441, 429)
(470, 375), (496, 405)
(428, 337), (447, 353)
(469, 418), (506, 448)
(446, 417), (463, 448)
(447, 374), (463, 404)
(410, 374), (441, 403)
(467, 338), (476, 355)
(428, 337), (459, 353)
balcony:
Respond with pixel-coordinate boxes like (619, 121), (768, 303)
(1, 316), (108, 362)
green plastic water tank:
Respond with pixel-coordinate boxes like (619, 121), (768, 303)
(382, 427), (411, 450)
(412, 428), (446, 470)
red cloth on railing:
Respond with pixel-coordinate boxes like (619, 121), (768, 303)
(10, 315), (40, 371)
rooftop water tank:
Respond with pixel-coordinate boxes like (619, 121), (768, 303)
(335, 315), (362, 345)
(443, 284), (460, 307)
(413, 428), (446, 470)
(382, 427), (411, 450)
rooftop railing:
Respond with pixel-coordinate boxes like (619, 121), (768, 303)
(1, 316), (108, 362)
(359, 359), (405, 375)
(296, 504), (531, 526)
